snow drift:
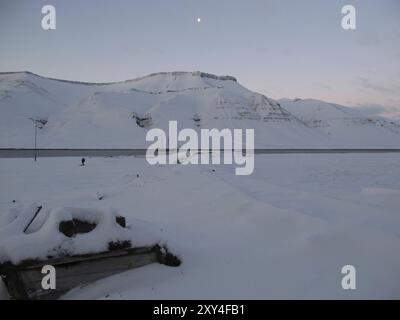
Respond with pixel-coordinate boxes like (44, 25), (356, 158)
(0, 204), (161, 264)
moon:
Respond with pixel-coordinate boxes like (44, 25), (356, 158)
(197, 17), (201, 23)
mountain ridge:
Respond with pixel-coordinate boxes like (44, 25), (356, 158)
(0, 71), (237, 86)
(1, 71), (399, 148)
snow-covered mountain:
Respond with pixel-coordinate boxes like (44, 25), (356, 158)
(279, 98), (400, 147)
(0, 71), (399, 148)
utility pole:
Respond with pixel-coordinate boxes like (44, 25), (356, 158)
(29, 118), (38, 161)
(34, 120), (37, 161)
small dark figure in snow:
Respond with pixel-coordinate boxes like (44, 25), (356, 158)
(136, 173), (143, 186)
(81, 158), (86, 166)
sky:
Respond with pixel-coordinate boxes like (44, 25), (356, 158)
(0, 0), (399, 115)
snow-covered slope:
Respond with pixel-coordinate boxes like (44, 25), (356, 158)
(0, 71), (399, 148)
(279, 98), (400, 148)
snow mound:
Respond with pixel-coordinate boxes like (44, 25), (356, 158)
(0, 204), (161, 264)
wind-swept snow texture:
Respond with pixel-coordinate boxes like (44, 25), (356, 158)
(1, 155), (400, 299)
(1, 71), (399, 148)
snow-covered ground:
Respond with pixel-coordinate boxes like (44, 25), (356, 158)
(1, 154), (400, 299)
